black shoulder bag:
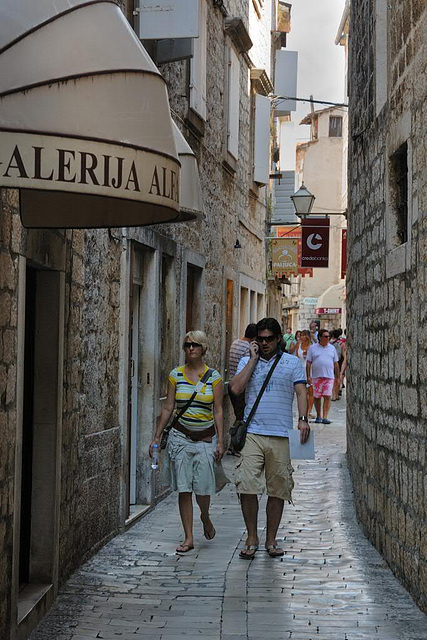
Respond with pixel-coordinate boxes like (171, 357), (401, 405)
(229, 353), (281, 452)
(160, 368), (213, 449)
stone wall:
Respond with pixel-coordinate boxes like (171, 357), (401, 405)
(59, 228), (122, 580)
(0, 189), (19, 640)
(347, 0), (427, 612)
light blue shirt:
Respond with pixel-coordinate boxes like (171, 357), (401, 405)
(236, 353), (306, 438)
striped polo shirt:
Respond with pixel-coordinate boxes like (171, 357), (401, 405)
(236, 352), (306, 437)
(228, 338), (251, 379)
(169, 365), (222, 431)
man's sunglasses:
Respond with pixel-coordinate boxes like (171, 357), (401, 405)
(257, 335), (277, 343)
(184, 341), (202, 349)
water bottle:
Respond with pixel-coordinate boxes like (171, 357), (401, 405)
(151, 443), (159, 470)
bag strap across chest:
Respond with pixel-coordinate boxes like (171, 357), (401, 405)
(245, 353), (281, 427)
(171, 368), (213, 428)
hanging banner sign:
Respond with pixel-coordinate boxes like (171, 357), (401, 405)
(301, 218), (330, 268)
(271, 237), (299, 276)
(276, 226), (313, 277)
(341, 228), (347, 279)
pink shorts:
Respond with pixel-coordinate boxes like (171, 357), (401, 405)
(312, 377), (334, 398)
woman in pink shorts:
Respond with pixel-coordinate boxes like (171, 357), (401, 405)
(306, 329), (340, 424)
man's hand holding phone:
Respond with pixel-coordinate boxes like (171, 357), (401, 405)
(249, 340), (260, 360)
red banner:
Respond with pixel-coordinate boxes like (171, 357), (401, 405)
(276, 226), (313, 277)
(341, 228), (347, 279)
(301, 218), (330, 268)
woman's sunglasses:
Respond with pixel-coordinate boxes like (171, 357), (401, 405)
(184, 342), (202, 349)
(257, 335), (276, 343)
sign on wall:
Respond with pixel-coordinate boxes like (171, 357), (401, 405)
(341, 228), (347, 279)
(137, 0), (200, 39)
(301, 218), (330, 268)
(271, 237), (298, 277)
(315, 308), (341, 315)
(0, 131), (180, 228)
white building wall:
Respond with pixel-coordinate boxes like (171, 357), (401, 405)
(249, 0), (273, 72)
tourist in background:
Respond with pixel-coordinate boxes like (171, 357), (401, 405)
(228, 323), (258, 383)
(283, 327), (296, 353)
(309, 320), (319, 343)
(330, 329), (343, 400)
(228, 324), (257, 453)
(306, 329), (339, 424)
(289, 330), (301, 354)
(295, 329), (315, 418)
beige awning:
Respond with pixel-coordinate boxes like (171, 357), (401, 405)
(0, 0), (181, 228)
(172, 122), (205, 222)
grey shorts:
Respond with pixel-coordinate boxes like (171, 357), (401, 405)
(167, 428), (217, 495)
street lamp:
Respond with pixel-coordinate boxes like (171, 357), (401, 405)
(290, 183), (316, 217)
(289, 184), (347, 218)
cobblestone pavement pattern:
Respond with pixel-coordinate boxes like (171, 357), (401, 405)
(30, 394), (427, 640)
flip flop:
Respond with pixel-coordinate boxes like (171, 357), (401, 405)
(239, 544), (258, 560)
(266, 544), (284, 557)
(176, 544), (194, 553)
(200, 516), (216, 540)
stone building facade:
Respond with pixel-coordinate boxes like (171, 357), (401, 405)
(0, 1), (281, 638)
(346, 0), (427, 613)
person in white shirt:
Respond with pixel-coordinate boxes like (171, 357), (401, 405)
(306, 329), (339, 424)
(229, 317), (309, 560)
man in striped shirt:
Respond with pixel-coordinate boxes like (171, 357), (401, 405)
(229, 317), (309, 559)
(228, 323), (257, 421)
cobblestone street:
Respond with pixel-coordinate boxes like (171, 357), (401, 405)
(30, 395), (427, 640)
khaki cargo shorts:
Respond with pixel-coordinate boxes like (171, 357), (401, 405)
(235, 433), (294, 502)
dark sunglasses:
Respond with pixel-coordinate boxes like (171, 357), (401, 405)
(320, 334), (330, 339)
(184, 341), (202, 349)
(257, 335), (277, 343)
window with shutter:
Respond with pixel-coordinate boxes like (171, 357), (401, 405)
(189, 0), (207, 120)
(253, 94), (271, 184)
(227, 45), (240, 159)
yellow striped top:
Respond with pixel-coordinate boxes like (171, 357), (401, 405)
(169, 365), (222, 431)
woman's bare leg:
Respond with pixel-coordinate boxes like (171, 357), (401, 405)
(177, 492), (194, 549)
(196, 494), (215, 539)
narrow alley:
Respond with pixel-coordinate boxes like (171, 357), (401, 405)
(29, 397), (427, 640)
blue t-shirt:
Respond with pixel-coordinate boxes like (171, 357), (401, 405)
(236, 353), (306, 437)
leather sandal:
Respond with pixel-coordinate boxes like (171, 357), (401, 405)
(239, 544), (258, 559)
(266, 544), (284, 557)
(200, 516), (216, 540)
(176, 543), (194, 553)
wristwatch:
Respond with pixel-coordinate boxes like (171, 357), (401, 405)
(298, 416), (309, 423)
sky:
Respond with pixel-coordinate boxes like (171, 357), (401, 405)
(286, 0), (347, 143)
